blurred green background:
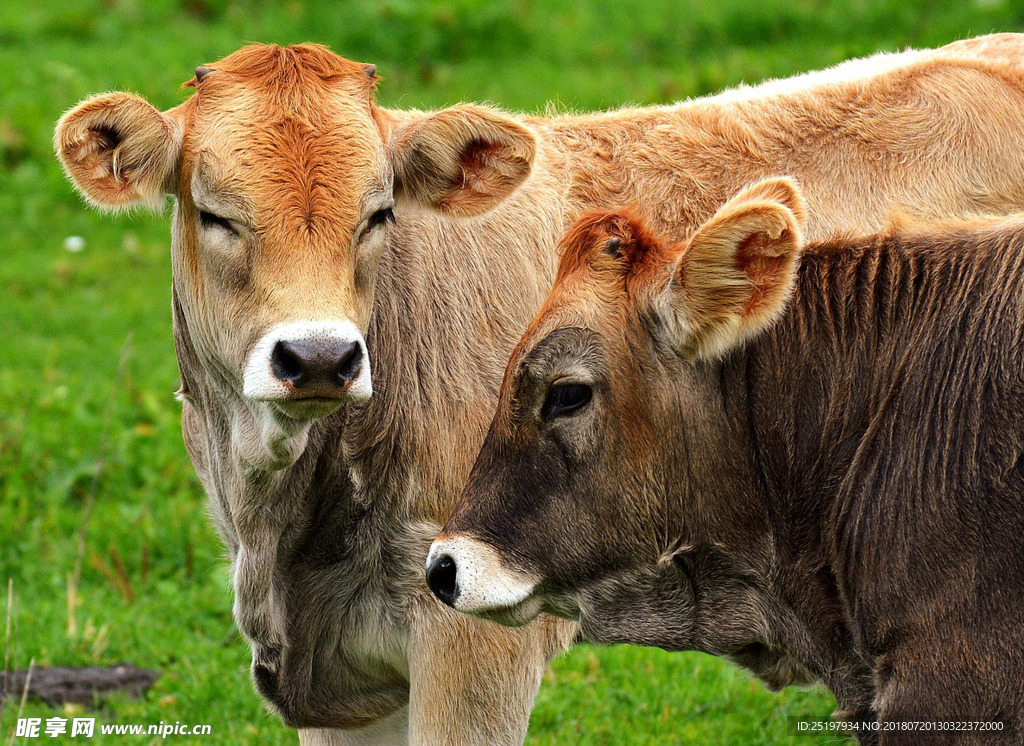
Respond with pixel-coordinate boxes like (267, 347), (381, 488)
(3, 1), (1023, 743)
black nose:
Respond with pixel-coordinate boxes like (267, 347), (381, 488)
(426, 555), (459, 607)
(271, 339), (363, 394)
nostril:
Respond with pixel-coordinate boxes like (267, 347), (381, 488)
(426, 555), (459, 607)
(336, 342), (363, 384)
(271, 341), (305, 386)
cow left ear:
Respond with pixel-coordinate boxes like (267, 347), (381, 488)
(661, 177), (806, 360)
(388, 105), (536, 217)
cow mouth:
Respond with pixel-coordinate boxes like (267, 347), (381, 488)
(468, 587), (585, 628)
(269, 396), (347, 421)
(470, 592), (547, 628)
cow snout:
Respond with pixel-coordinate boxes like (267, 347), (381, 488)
(425, 535), (544, 626)
(243, 321), (373, 412)
(270, 339), (364, 393)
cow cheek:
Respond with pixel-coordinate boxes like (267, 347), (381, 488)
(180, 272), (265, 386)
(348, 285), (376, 333)
(507, 468), (614, 586)
(172, 231), (258, 375)
(351, 242), (384, 328)
(452, 449), (570, 573)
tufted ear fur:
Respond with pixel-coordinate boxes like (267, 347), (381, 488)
(388, 104), (536, 217)
(726, 176), (807, 229)
(55, 92), (181, 211)
(661, 177), (807, 360)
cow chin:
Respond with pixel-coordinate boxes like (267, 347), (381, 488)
(269, 397), (347, 422)
(473, 593), (547, 628)
(570, 564), (700, 650)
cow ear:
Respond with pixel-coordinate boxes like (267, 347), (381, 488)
(662, 178), (806, 360)
(726, 176), (807, 229)
(389, 105), (536, 217)
(55, 92), (181, 211)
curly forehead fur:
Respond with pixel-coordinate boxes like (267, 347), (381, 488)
(186, 42), (377, 100)
(181, 44), (382, 242)
(555, 208), (679, 297)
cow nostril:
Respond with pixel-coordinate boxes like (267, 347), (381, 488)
(426, 554), (459, 607)
(266, 336), (364, 395)
(336, 342), (363, 384)
(271, 341), (305, 386)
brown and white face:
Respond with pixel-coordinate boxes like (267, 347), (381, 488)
(427, 179), (806, 644)
(55, 44), (536, 460)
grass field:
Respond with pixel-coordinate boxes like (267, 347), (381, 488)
(2, 1), (1023, 743)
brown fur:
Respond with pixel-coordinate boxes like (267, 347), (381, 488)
(442, 192), (1024, 743)
(54, 37), (1024, 743)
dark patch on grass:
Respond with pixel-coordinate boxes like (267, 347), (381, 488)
(0, 665), (159, 707)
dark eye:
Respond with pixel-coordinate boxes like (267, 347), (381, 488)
(199, 210), (235, 235)
(542, 382), (592, 421)
(366, 206), (395, 232)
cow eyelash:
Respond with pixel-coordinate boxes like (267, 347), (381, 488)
(541, 382), (593, 421)
(366, 206), (396, 232)
(199, 210), (236, 236)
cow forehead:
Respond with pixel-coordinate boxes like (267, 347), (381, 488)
(524, 263), (631, 346)
(510, 254), (671, 391)
(517, 211), (681, 367)
(181, 44), (386, 235)
(189, 109), (383, 236)
(510, 290), (612, 384)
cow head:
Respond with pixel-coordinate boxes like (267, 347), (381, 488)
(427, 179), (806, 647)
(55, 44), (536, 470)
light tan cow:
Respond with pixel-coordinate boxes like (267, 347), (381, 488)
(56, 35), (1024, 744)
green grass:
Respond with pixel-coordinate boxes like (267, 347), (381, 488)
(3, 1), (1024, 743)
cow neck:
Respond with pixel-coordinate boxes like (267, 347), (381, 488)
(342, 101), (761, 525)
(525, 101), (800, 242)
(738, 236), (987, 561)
(340, 158), (571, 525)
(727, 230), (1022, 701)
(730, 241), (921, 631)
(677, 245), (911, 713)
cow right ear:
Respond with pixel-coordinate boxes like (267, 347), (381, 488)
(55, 92), (182, 211)
(388, 104), (536, 218)
(659, 177), (806, 360)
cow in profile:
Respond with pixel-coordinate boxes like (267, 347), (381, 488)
(430, 178), (1024, 743)
(56, 36), (1024, 744)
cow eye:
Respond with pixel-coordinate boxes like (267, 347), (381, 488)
(366, 206), (395, 232)
(542, 382), (592, 421)
(199, 210), (235, 236)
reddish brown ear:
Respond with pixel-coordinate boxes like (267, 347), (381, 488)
(55, 92), (181, 211)
(389, 105), (536, 217)
(662, 178), (806, 360)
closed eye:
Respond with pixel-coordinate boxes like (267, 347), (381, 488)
(541, 382), (593, 421)
(366, 206), (395, 232)
(199, 210), (236, 235)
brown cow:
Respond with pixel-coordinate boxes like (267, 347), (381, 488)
(429, 179), (1024, 743)
(56, 36), (1024, 744)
